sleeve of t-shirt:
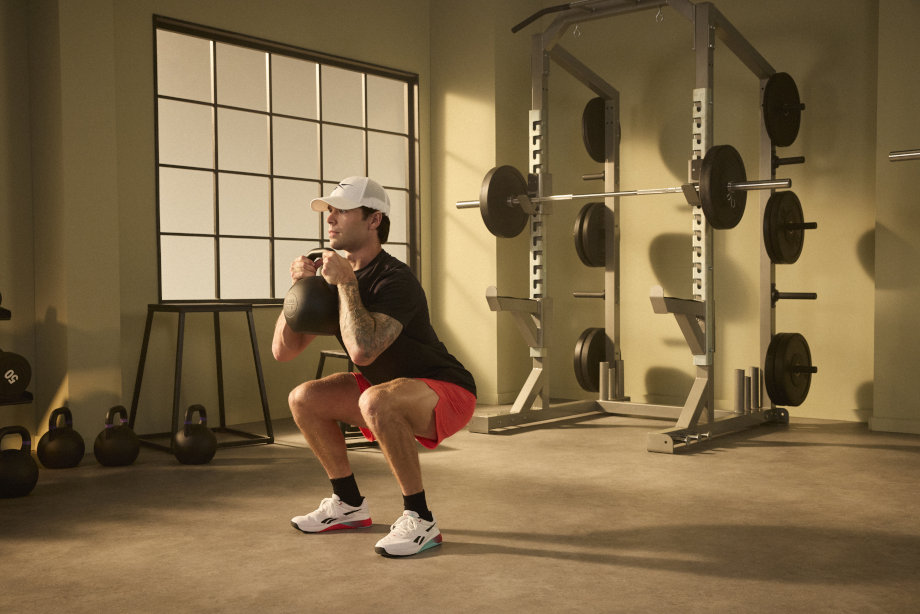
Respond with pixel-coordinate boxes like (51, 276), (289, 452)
(363, 269), (421, 328)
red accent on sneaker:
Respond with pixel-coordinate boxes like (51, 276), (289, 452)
(322, 518), (373, 532)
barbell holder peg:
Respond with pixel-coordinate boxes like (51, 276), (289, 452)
(889, 149), (920, 161)
(573, 291), (605, 299)
(456, 178), (790, 209)
(582, 172), (605, 181)
(771, 286), (818, 306)
(773, 155), (805, 171)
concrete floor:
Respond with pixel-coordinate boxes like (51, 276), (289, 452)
(2, 411), (919, 613)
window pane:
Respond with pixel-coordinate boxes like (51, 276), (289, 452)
(271, 55), (317, 119)
(218, 108), (269, 173)
(274, 179), (321, 239)
(156, 30), (212, 103)
(273, 117), (319, 179)
(158, 99), (214, 168)
(321, 66), (363, 126)
(218, 174), (269, 236)
(161, 236), (215, 300)
(366, 75), (407, 133)
(216, 43), (268, 111)
(159, 167), (214, 234)
(322, 124), (365, 181)
(219, 238), (269, 298)
(274, 239), (322, 298)
(385, 189), (408, 244)
(368, 132), (408, 188)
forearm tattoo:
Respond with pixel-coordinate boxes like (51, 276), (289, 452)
(338, 281), (402, 362)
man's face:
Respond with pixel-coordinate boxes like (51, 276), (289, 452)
(325, 206), (378, 251)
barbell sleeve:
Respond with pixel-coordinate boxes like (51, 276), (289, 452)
(889, 149), (920, 162)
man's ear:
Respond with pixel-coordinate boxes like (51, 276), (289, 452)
(368, 211), (382, 230)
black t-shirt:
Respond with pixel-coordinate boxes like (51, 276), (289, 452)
(334, 250), (476, 396)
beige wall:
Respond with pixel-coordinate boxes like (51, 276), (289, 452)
(872, 0), (920, 434)
(0, 0), (916, 444)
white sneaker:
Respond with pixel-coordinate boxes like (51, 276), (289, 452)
(374, 510), (442, 557)
(291, 494), (372, 533)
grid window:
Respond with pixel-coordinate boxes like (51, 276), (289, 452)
(154, 17), (419, 302)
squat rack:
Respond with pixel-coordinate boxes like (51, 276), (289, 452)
(467, 0), (810, 451)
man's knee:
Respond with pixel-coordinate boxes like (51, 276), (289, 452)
(358, 381), (401, 427)
(288, 381), (316, 418)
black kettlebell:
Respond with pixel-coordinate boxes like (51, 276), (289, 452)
(173, 404), (217, 465)
(93, 405), (140, 467)
(37, 407), (85, 469)
(0, 426), (39, 498)
(283, 248), (339, 335)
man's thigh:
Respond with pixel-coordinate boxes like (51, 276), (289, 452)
(305, 372), (367, 427)
(360, 377), (440, 440)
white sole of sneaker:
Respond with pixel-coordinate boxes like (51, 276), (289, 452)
(374, 534), (443, 557)
(290, 518), (373, 533)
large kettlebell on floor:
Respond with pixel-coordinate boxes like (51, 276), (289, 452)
(37, 407), (85, 469)
(0, 426), (39, 498)
(93, 405), (140, 467)
(172, 404), (217, 465)
(283, 248), (339, 335)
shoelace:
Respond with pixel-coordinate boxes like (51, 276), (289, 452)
(389, 513), (420, 536)
(318, 497), (339, 516)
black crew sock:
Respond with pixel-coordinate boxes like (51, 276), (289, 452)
(330, 474), (363, 507)
(403, 490), (433, 522)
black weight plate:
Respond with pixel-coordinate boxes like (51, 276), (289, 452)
(700, 145), (747, 229)
(479, 165), (529, 238)
(479, 166), (528, 238)
(763, 72), (802, 148)
(763, 191), (805, 264)
(573, 202), (606, 267)
(765, 332), (813, 407)
(573, 327), (605, 392)
(582, 97), (606, 163)
(0, 351), (31, 400)
(764, 332), (789, 405)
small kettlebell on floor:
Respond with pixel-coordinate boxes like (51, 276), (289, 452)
(0, 426), (39, 498)
(37, 407), (85, 469)
(172, 404), (217, 465)
(93, 405), (140, 467)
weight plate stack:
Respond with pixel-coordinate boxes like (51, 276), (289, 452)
(573, 202), (606, 268)
(763, 191), (806, 264)
(763, 72), (803, 148)
(700, 144), (747, 230)
(573, 327), (606, 392)
(582, 97), (606, 163)
(479, 165), (530, 238)
(765, 332), (815, 407)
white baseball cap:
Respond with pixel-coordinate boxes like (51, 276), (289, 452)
(310, 176), (390, 216)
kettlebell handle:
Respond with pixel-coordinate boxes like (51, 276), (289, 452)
(305, 247), (336, 271)
(183, 404), (208, 427)
(0, 425), (32, 452)
(104, 405), (129, 428)
(48, 407), (74, 431)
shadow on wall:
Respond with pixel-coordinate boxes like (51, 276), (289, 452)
(855, 380), (872, 423)
(856, 227), (874, 281)
(644, 365), (694, 405)
(874, 223), (918, 290)
(648, 232), (691, 298)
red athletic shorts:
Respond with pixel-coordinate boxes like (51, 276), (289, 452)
(351, 373), (476, 449)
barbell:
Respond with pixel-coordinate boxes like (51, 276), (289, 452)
(457, 145), (791, 237)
